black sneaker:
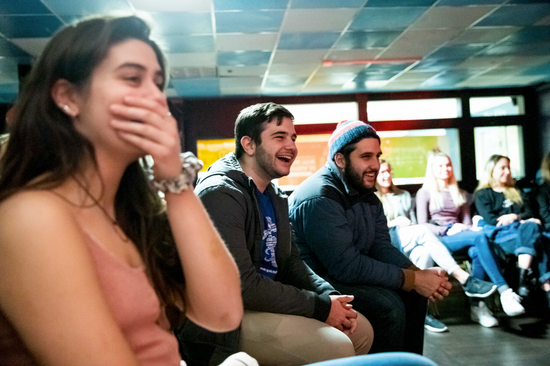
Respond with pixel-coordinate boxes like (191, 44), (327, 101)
(462, 276), (497, 298)
(424, 315), (448, 333)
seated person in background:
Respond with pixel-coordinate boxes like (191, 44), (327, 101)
(416, 150), (525, 327)
(536, 151), (550, 230)
(179, 103), (373, 366)
(475, 154), (550, 305)
(375, 159), (496, 333)
(0, 15), (244, 366)
(289, 120), (451, 355)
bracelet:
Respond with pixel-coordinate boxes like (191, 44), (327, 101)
(147, 152), (203, 194)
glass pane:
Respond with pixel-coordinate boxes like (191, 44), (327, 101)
(470, 96), (525, 117)
(367, 98), (461, 122)
(474, 126), (524, 180)
(284, 102), (359, 125)
(196, 138), (235, 173)
(378, 129), (461, 185)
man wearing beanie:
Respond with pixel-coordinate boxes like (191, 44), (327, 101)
(178, 106), (373, 366)
(289, 120), (452, 355)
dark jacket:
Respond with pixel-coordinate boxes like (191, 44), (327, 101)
(178, 153), (337, 364)
(536, 183), (550, 229)
(474, 187), (533, 226)
(289, 160), (416, 291)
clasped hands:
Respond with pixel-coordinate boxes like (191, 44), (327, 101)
(414, 268), (452, 302)
(326, 295), (358, 336)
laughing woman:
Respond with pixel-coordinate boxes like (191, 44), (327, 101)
(416, 151), (525, 326)
(475, 154), (550, 305)
(0, 16), (243, 366)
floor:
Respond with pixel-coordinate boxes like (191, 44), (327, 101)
(422, 281), (550, 366)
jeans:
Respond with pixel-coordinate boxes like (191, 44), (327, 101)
(325, 277), (427, 355)
(307, 353), (438, 366)
(440, 230), (507, 288)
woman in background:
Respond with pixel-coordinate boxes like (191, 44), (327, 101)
(416, 151), (525, 327)
(475, 154), (550, 306)
(376, 160), (495, 332)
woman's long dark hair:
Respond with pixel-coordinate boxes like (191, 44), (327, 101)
(0, 16), (185, 327)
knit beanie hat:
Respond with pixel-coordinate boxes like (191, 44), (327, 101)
(328, 120), (379, 160)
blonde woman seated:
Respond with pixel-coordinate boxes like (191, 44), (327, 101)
(475, 154), (549, 304)
(416, 151), (525, 326)
(376, 160), (495, 332)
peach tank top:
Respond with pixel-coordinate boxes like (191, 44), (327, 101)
(0, 227), (183, 366)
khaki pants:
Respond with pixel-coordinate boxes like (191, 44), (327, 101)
(238, 310), (373, 366)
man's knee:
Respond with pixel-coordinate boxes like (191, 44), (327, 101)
(239, 311), (356, 366)
(350, 312), (374, 355)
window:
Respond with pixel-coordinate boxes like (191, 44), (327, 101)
(283, 102), (358, 125)
(474, 126), (524, 180)
(367, 98), (461, 122)
(378, 129), (461, 185)
(470, 96), (525, 117)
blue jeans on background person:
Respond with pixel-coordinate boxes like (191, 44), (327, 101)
(440, 230), (507, 288)
(307, 353), (438, 366)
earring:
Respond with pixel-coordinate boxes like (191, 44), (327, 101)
(63, 105), (71, 114)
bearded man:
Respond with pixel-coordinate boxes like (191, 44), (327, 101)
(289, 120), (451, 355)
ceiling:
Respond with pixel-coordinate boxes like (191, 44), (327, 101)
(2, 0), (550, 102)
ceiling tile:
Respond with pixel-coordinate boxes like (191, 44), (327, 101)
(217, 34), (277, 51)
(382, 80), (426, 90)
(216, 10), (284, 33)
(316, 64), (365, 75)
(167, 53), (216, 67)
(0, 0), (52, 14)
(171, 78), (220, 97)
(450, 27), (520, 44)
(279, 32), (340, 50)
(429, 44), (490, 60)
(501, 26), (550, 44)
(456, 76), (513, 87)
(412, 58), (465, 71)
(265, 75), (307, 88)
(162, 35), (215, 53)
(476, 4), (550, 26)
(131, 0), (212, 12)
(522, 62), (550, 75)
(262, 85), (303, 95)
(0, 38), (31, 57)
(308, 74), (355, 86)
(412, 6), (496, 29)
(150, 12), (212, 35)
(326, 49), (382, 62)
(219, 77), (263, 88)
(42, 0), (132, 16)
(350, 7), (429, 31)
(454, 56), (511, 68)
(218, 65), (267, 76)
(379, 29), (463, 58)
(272, 49), (328, 64)
(301, 85), (344, 94)
(0, 15), (62, 38)
(366, 0), (437, 5)
(282, 9), (357, 33)
(291, 0), (365, 8)
(481, 42), (550, 56)
(334, 31), (402, 49)
(9, 37), (50, 56)
(504, 55), (550, 67)
(170, 66), (217, 79)
(437, 0), (504, 4)
(269, 63), (319, 76)
(213, 0), (289, 11)
(536, 14), (550, 25)
(393, 70), (440, 80)
(220, 85), (262, 95)
(217, 51), (272, 66)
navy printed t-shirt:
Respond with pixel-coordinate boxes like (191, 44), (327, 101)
(255, 189), (278, 279)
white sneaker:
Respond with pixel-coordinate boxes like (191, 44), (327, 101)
(471, 301), (499, 328)
(500, 289), (526, 317)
